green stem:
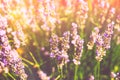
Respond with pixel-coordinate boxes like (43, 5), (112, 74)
(74, 65), (78, 80)
(55, 75), (60, 80)
(58, 65), (63, 80)
(97, 62), (100, 80)
(29, 52), (39, 65)
(21, 57), (34, 66)
(60, 67), (63, 79)
(7, 73), (15, 80)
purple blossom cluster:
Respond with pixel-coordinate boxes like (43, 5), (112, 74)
(58, 31), (70, 67)
(50, 33), (59, 58)
(102, 22), (114, 49)
(71, 23), (84, 65)
(50, 31), (70, 68)
(0, 15), (27, 80)
(95, 34), (106, 61)
(50, 23), (84, 66)
(87, 22), (114, 61)
(87, 27), (99, 50)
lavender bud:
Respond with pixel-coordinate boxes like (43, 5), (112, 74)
(87, 27), (99, 50)
(102, 22), (114, 49)
(95, 34), (106, 62)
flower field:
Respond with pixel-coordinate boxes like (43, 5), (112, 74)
(0, 0), (120, 80)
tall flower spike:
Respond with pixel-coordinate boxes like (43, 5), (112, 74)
(71, 23), (84, 65)
(87, 27), (99, 50)
(102, 22), (114, 49)
(95, 34), (106, 62)
(49, 33), (59, 58)
(71, 22), (78, 46)
(73, 36), (84, 65)
(0, 15), (27, 80)
(57, 31), (70, 68)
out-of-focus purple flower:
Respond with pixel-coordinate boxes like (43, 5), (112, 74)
(12, 31), (21, 48)
(0, 15), (7, 29)
(99, 0), (110, 9)
(71, 23), (78, 46)
(110, 8), (115, 14)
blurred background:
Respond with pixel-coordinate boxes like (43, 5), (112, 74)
(0, 0), (120, 80)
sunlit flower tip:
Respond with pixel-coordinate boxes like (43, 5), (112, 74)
(87, 42), (94, 50)
(3, 67), (9, 73)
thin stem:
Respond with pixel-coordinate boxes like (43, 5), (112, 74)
(21, 57), (34, 66)
(74, 65), (78, 80)
(60, 67), (63, 79)
(7, 73), (15, 80)
(55, 75), (60, 80)
(97, 62), (100, 80)
(29, 52), (39, 65)
(58, 65), (63, 80)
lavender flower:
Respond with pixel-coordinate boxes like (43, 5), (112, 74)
(50, 31), (71, 68)
(87, 27), (99, 50)
(95, 34), (106, 62)
(0, 15), (27, 80)
(61, 31), (70, 51)
(71, 22), (78, 46)
(49, 33), (59, 58)
(73, 36), (84, 65)
(102, 22), (114, 49)
(58, 31), (70, 68)
(71, 23), (84, 65)
(75, 0), (88, 25)
(9, 49), (27, 80)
